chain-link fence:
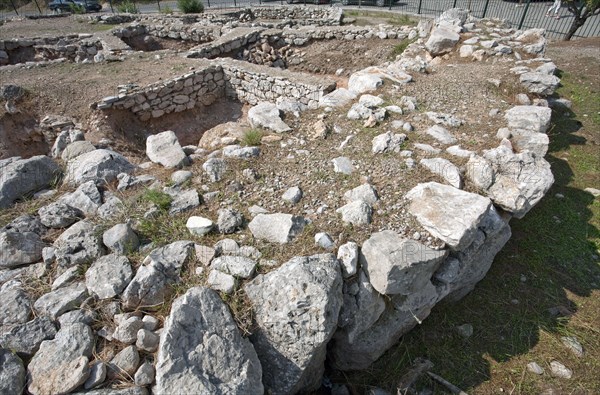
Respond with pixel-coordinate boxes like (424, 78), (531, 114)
(1, 0), (598, 40)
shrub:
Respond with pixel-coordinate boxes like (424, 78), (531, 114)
(241, 129), (263, 146)
(177, 0), (203, 14)
(160, 5), (174, 14)
(69, 3), (86, 14)
(117, 0), (139, 14)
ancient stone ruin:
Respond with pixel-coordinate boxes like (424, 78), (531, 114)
(0, 6), (563, 395)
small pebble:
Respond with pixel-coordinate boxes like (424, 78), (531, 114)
(550, 360), (572, 379)
(527, 361), (544, 375)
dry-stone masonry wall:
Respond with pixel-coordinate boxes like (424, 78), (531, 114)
(216, 58), (336, 108)
(186, 27), (263, 59)
(95, 57), (336, 117)
(95, 60), (225, 121)
(0, 35), (102, 66)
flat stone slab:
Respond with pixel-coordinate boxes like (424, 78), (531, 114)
(405, 182), (495, 250)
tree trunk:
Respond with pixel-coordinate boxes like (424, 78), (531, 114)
(564, 16), (586, 40)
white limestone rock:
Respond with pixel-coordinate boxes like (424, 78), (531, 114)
(248, 102), (291, 133)
(244, 254), (342, 394)
(420, 158), (462, 189)
(65, 149), (134, 186)
(146, 131), (188, 168)
(361, 230), (447, 295)
(154, 287), (263, 394)
(248, 213), (306, 244)
(85, 254), (133, 300)
(27, 323), (94, 395)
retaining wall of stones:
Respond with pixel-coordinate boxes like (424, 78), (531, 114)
(112, 21), (217, 43)
(95, 57), (336, 118)
(96, 62), (226, 121)
(217, 58), (336, 108)
(186, 27), (263, 59)
(247, 6), (344, 26)
(0, 35), (102, 66)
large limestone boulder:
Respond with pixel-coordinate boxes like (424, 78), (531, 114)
(504, 106), (552, 133)
(154, 287), (263, 395)
(348, 71), (383, 94)
(0, 285), (31, 326)
(248, 213), (306, 244)
(65, 149), (135, 185)
(0, 156), (61, 208)
(360, 230), (447, 295)
(198, 121), (247, 150)
(0, 231), (45, 268)
(53, 220), (105, 269)
(0, 316), (57, 356)
(248, 102), (291, 133)
(425, 27), (460, 56)
(331, 281), (440, 370)
(520, 72), (560, 96)
(244, 254), (343, 394)
(466, 142), (554, 218)
(0, 348), (26, 395)
(405, 182), (502, 250)
(437, 8), (469, 27)
(319, 88), (357, 108)
(146, 131), (188, 168)
(121, 241), (194, 309)
(33, 282), (88, 320)
(436, 212), (511, 301)
(27, 323), (94, 395)
(85, 254), (133, 300)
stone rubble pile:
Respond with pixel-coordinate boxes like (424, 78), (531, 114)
(0, 7), (569, 395)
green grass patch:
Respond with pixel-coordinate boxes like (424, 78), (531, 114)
(388, 38), (413, 60)
(140, 189), (172, 211)
(241, 128), (264, 147)
(344, 10), (417, 27)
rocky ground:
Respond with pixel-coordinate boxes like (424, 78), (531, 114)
(0, 6), (598, 395)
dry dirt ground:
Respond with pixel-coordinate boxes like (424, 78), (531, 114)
(1, 11), (599, 394)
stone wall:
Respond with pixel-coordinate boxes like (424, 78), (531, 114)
(217, 58), (336, 108)
(247, 6), (344, 26)
(0, 35), (102, 66)
(112, 21), (217, 43)
(95, 61), (226, 121)
(95, 57), (336, 117)
(186, 27), (263, 59)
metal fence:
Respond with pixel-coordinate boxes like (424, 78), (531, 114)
(1, 0), (599, 40)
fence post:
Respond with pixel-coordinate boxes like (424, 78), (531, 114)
(417, 0), (422, 14)
(453, 0), (457, 8)
(389, 0), (391, 11)
(481, 0), (490, 18)
(33, 0), (42, 14)
(518, 0), (532, 30)
(9, 0), (19, 15)
(156, 0), (160, 12)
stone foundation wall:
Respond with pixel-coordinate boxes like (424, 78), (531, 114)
(95, 62), (226, 121)
(112, 22), (217, 43)
(0, 35), (102, 66)
(217, 58), (336, 108)
(248, 6), (344, 26)
(95, 57), (336, 117)
(186, 27), (263, 59)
